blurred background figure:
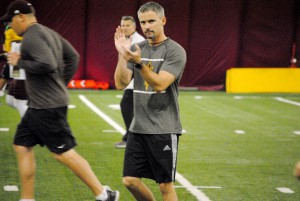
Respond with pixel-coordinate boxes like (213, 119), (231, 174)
(0, 22), (27, 117)
(114, 16), (144, 149)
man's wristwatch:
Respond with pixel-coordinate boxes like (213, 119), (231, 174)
(135, 61), (143, 69)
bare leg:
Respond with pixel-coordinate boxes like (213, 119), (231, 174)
(122, 176), (156, 201)
(294, 161), (300, 179)
(159, 182), (178, 201)
(52, 149), (104, 196)
(14, 145), (36, 199)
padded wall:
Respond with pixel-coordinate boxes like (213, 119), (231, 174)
(0, 0), (299, 88)
(238, 0), (296, 67)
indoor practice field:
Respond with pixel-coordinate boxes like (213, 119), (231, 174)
(0, 89), (300, 201)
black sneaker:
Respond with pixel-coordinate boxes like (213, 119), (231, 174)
(106, 189), (119, 201)
(96, 189), (120, 201)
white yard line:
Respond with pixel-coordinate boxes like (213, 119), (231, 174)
(3, 185), (18, 191)
(276, 187), (294, 194)
(174, 185), (222, 189)
(79, 95), (126, 135)
(176, 173), (212, 201)
(79, 94), (211, 201)
(0, 128), (10, 132)
(275, 97), (300, 107)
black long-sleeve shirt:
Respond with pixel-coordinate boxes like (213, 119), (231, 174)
(17, 24), (79, 109)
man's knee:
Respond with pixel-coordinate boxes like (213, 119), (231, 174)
(122, 176), (140, 189)
(52, 150), (69, 162)
(52, 152), (63, 162)
(52, 149), (77, 163)
(159, 182), (174, 194)
(13, 145), (31, 154)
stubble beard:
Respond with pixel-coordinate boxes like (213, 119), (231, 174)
(146, 31), (156, 40)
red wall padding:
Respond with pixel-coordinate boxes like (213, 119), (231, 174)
(85, 0), (140, 86)
(238, 0), (296, 67)
(185, 0), (243, 88)
(31, 0), (87, 79)
(0, 0), (299, 89)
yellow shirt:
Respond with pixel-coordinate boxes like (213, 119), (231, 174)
(3, 27), (23, 52)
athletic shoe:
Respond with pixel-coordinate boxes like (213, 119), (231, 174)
(106, 189), (120, 201)
(96, 188), (120, 201)
(114, 141), (126, 148)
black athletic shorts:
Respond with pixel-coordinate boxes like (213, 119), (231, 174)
(123, 133), (179, 183)
(14, 106), (77, 154)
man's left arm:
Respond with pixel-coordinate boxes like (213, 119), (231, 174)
(61, 38), (79, 85)
(139, 67), (176, 92)
(134, 45), (186, 92)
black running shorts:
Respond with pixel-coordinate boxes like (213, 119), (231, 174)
(123, 133), (179, 183)
(14, 107), (77, 154)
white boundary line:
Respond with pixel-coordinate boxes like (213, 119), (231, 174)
(3, 185), (19, 191)
(275, 97), (300, 107)
(79, 94), (211, 201)
(176, 173), (211, 201)
(174, 185), (222, 189)
(79, 95), (126, 135)
(276, 187), (294, 193)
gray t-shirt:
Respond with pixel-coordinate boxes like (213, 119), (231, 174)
(128, 38), (186, 134)
(18, 24), (79, 109)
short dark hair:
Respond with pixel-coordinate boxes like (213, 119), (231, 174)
(121, 16), (136, 25)
(138, 2), (165, 18)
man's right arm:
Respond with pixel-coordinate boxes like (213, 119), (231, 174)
(114, 54), (132, 89)
(114, 26), (133, 89)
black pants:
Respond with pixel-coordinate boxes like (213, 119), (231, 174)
(120, 89), (133, 141)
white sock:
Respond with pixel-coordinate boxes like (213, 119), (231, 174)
(95, 189), (108, 200)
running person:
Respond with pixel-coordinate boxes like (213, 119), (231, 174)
(115, 16), (145, 148)
(1, 0), (119, 200)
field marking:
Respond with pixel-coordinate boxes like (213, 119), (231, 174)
(79, 95), (126, 135)
(234, 130), (245, 134)
(276, 187), (294, 193)
(275, 97), (300, 107)
(79, 95), (211, 201)
(103, 130), (118, 133)
(233, 96), (260, 100)
(0, 128), (10, 132)
(108, 104), (121, 110)
(175, 185), (222, 189)
(294, 131), (300, 135)
(3, 185), (19, 191)
(68, 104), (76, 109)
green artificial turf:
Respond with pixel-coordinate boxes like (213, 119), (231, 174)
(0, 90), (299, 200)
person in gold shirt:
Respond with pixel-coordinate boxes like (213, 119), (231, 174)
(0, 23), (27, 117)
(3, 22), (23, 51)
